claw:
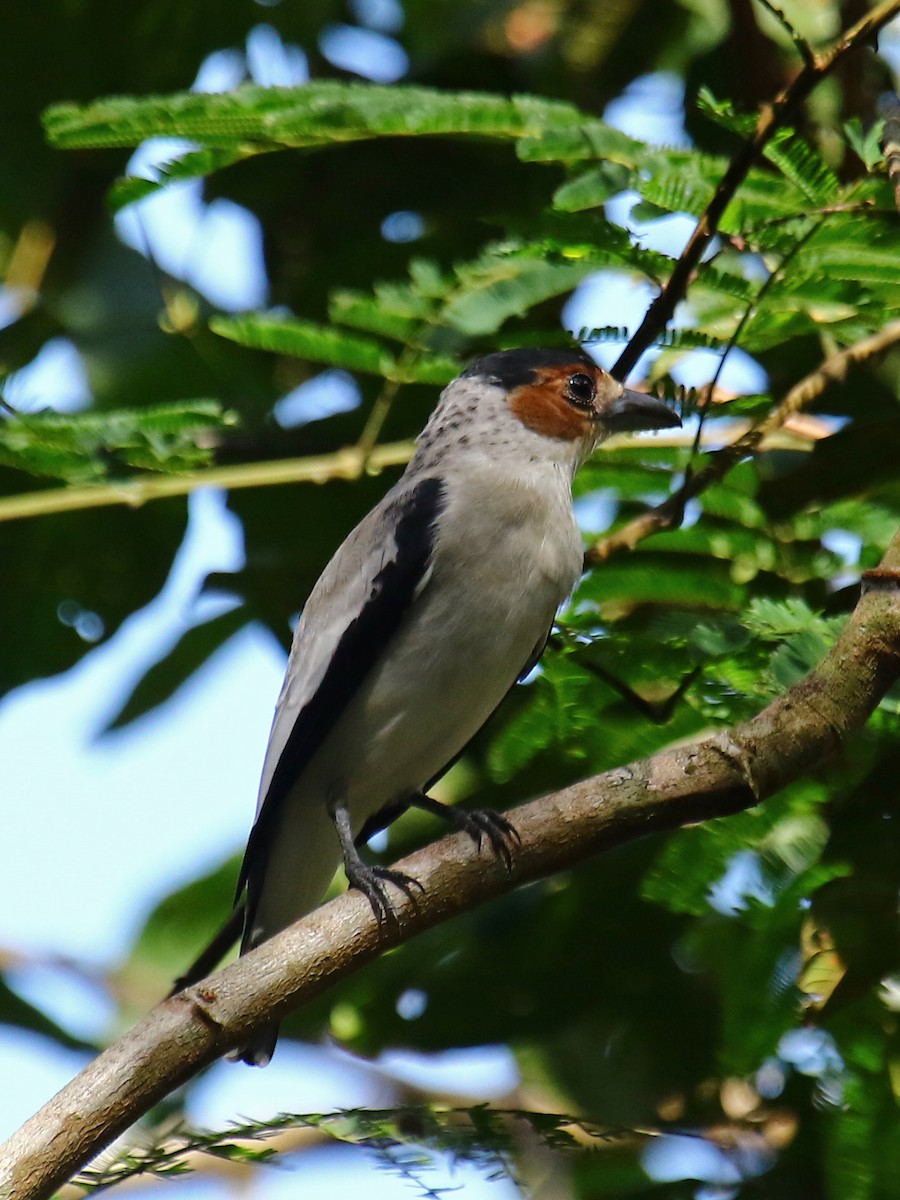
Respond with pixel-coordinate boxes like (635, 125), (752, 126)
(332, 798), (425, 927)
(410, 793), (519, 871)
(460, 809), (520, 869)
(345, 861), (424, 927)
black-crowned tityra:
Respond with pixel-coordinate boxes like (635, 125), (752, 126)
(177, 347), (680, 1064)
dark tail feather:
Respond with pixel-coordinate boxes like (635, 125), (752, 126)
(232, 912), (281, 1066)
(168, 906), (245, 997)
(230, 1024), (279, 1067)
(170, 905), (280, 1067)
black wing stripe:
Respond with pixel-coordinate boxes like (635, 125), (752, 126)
(516, 626), (551, 683)
(237, 476), (446, 908)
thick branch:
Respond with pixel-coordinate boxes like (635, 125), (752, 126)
(586, 318), (900, 565)
(611, 0), (900, 380)
(2, 533), (899, 1200)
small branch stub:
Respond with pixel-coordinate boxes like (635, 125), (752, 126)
(861, 567), (900, 593)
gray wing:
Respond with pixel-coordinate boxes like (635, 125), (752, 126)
(236, 475), (446, 908)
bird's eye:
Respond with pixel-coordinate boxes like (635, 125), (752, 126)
(565, 372), (596, 409)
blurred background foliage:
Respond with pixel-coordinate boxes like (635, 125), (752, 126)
(3, 0), (900, 1196)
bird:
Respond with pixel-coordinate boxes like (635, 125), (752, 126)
(174, 347), (680, 1064)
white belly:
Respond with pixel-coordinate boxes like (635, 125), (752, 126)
(253, 462), (583, 938)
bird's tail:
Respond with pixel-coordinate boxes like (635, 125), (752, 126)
(168, 906), (244, 997)
(168, 905), (279, 1066)
(172, 804), (343, 1066)
(232, 1024), (279, 1067)
(231, 904), (279, 1066)
(168, 906), (278, 1065)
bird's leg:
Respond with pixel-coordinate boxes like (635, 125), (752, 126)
(409, 792), (520, 870)
(354, 797), (412, 847)
(330, 797), (424, 926)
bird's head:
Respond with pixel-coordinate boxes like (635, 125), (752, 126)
(468, 347), (681, 449)
(412, 347), (680, 475)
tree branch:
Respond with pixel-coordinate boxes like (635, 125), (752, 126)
(586, 318), (900, 565)
(881, 93), (900, 213)
(0, 441), (416, 525)
(3, 531), (899, 1200)
(610, 0), (900, 380)
(0, 429), (734, 525)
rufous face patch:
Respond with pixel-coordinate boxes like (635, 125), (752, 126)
(507, 363), (606, 441)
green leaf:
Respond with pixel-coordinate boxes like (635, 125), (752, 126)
(0, 400), (234, 483)
(579, 551), (746, 611)
(44, 82), (582, 152)
(443, 255), (596, 335)
(844, 117), (886, 171)
(107, 146), (260, 212)
(695, 86), (756, 137)
(516, 118), (645, 164)
(741, 596), (830, 640)
(487, 659), (589, 782)
(0, 976), (95, 1053)
(769, 628), (834, 688)
(806, 499), (899, 556)
(552, 162), (634, 212)
(328, 289), (425, 343)
(697, 89), (840, 204)
(120, 857), (240, 1001)
(210, 313), (398, 376)
(533, 228), (675, 283)
(763, 130), (840, 205)
(693, 264), (759, 304)
(211, 311), (461, 384)
(801, 242), (900, 285)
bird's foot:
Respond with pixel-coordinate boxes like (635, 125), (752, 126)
(453, 808), (521, 869)
(345, 860), (425, 927)
(412, 793), (520, 869)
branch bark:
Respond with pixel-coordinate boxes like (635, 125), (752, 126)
(881, 93), (900, 213)
(0, 441), (416, 525)
(2, 533), (899, 1200)
(611, 0), (900, 380)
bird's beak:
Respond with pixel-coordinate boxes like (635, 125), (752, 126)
(603, 388), (681, 433)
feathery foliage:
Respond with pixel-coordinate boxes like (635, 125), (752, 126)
(4, 3), (900, 1198)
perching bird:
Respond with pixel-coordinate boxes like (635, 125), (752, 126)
(176, 347), (679, 1064)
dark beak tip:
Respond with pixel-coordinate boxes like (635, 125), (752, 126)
(606, 388), (681, 433)
(655, 407), (683, 431)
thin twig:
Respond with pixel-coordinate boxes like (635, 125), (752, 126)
(687, 214), (826, 465)
(749, 319), (900, 439)
(743, 198), (879, 232)
(0, 440), (415, 524)
(354, 344), (423, 464)
(881, 94), (900, 213)
(355, 377), (402, 462)
(754, 0), (815, 68)
(610, 0), (900, 381)
(586, 318), (900, 565)
(0, 429), (756, 525)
